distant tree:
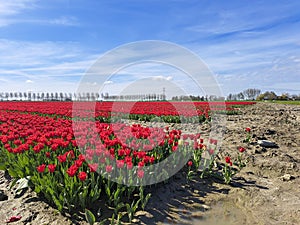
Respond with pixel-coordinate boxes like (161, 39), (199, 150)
(32, 93), (36, 101)
(91, 92), (95, 101)
(257, 91), (277, 100)
(60, 92), (64, 101)
(237, 92), (244, 100)
(95, 93), (100, 101)
(172, 96), (178, 101)
(243, 88), (261, 100)
(290, 94), (299, 100)
(278, 93), (289, 101)
(28, 92), (32, 101)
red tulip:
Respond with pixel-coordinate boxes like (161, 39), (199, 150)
(57, 154), (67, 163)
(75, 159), (83, 167)
(138, 161), (144, 168)
(225, 156), (231, 164)
(78, 171), (87, 181)
(116, 160), (125, 169)
(48, 164), (56, 173)
(239, 147), (246, 153)
(66, 165), (78, 177)
(106, 165), (113, 173)
(88, 163), (98, 173)
(137, 169), (144, 179)
(37, 164), (46, 173)
(127, 161), (133, 170)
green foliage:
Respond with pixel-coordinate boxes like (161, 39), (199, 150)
(85, 208), (96, 225)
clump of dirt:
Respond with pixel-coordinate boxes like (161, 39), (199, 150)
(0, 102), (299, 224)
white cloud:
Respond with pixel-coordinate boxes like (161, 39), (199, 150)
(104, 80), (113, 85)
(0, 0), (36, 16)
(0, 0), (36, 27)
(0, 1), (79, 27)
(151, 75), (173, 81)
(49, 16), (80, 26)
(0, 39), (99, 92)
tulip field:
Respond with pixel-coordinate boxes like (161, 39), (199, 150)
(0, 101), (255, 224)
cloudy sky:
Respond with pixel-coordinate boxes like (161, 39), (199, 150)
(0, 0), (299, 98)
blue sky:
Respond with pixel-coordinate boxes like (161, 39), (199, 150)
(0, 0), (300, 98)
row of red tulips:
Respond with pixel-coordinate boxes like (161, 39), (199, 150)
(0, 101), (255, 119)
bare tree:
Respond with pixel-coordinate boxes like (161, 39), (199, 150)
(28, 92), (32, 101)
(243, 88), (261, 100)
(32, 93), (36, 101)
(86, 92), (90, 101)
(60, 92), (64, 101)
(41, 92), (45, 101)
(237, 92), (244, 100)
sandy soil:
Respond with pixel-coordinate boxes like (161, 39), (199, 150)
(0, 102), (299, 225)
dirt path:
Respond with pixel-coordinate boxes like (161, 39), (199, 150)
(0, 102), (299, 224)
(189, 102), (300, 225)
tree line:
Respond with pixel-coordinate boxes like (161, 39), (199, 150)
(227, 88), (300, 101)
(1, 89), (299, 102)
(0, 92), (167, 101)
(227, 88), (262, 101)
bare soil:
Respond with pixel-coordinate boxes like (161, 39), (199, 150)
(0, 102), (299, 225)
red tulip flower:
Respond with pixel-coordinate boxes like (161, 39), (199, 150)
(78, 171), (87, 181)
(225, 156), (231, 164)
(57, 154), (67, 163)
(45, 152), (51, 158)
(116, 160), (125, 169)
(37, 164), (46, 173)
(127, 161), (133, 170)
(48, 164), (56, 173)
(239, 147), (246, 153)
(106, 165), (113, 173)
(138, 161), (144, 168)
(66, 165), (78, 177)
(137, 169), (144, 179)
(88, 163), (98, 173)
